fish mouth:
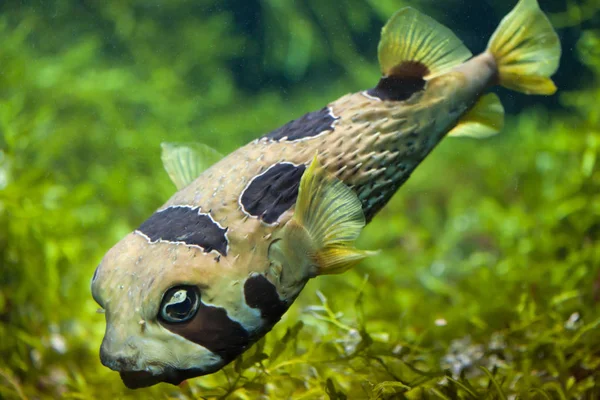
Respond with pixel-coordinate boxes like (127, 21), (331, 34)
(120, 368), (206, 389)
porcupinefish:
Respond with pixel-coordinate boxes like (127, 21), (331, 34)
(91, 0), (560, 389)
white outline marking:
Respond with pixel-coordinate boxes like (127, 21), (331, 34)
(134, 205), (230, 257)
(328, 106), (341, 127)
(262, 106), (341, 144)
(361, 90), (383, 102)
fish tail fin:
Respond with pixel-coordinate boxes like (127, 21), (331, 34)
(487, 0), (561, 95)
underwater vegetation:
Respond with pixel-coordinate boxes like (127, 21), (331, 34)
(1, 0), (600, 399)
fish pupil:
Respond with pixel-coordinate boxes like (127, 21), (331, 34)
(167, 296), (193, 318)
(160, 286), (200, 323)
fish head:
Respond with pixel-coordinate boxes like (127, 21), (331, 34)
(91, 231), (276, 388)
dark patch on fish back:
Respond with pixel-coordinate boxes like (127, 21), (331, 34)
(137, 206), (228, 255)
(244, 274), (288, 326)
(368, 61), (428, 101)
(262, 107), (338, 142)
(159, 300), (250, 362)
(368, 76), (426, 101)
(240, 163), (306, 224)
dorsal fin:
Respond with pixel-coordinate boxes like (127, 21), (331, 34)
(161, 142), (224, 190)
(378, 7), (472, 80)
(369, 7), (472, 101)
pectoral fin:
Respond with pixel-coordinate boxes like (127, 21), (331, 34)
(161, 142), (224, 190)
(314, 245), (376, 275)
(271, 156), (375, 279)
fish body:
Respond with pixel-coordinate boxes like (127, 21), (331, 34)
(92, 0), (561, 389)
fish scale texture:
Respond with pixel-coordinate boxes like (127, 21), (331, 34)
(166, 88), (449, 227)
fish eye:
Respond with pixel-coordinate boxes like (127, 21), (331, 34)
(159, 286), (200, 324)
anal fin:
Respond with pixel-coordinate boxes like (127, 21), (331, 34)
(448, 93), (505, 139)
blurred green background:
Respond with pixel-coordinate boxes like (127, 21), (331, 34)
(1, 0), (599, 398)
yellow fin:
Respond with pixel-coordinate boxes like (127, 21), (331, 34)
(161, 142), (224, 190)
(378, 7), (472, 80)
(314, 245), (376, 275)
(273, 157), (375, 277)
(487, 0), (561, 95)
(295, 157), (365, 248)
(448, 93), (505, 139)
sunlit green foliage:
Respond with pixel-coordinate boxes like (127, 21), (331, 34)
(1, 0), (599, 399)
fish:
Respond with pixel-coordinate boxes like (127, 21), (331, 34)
(91, 0), (560, 389)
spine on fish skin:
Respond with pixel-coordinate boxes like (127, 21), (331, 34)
(487, 0), (561, 95)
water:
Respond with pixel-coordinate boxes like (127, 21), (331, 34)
(1, 0), (599, 398)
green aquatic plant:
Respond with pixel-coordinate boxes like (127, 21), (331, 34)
(1, 0), (599, 399)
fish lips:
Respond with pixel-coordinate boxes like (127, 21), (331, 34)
(120, 367), (206, 389)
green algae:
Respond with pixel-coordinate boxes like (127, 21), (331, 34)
(1, 1), (600, 399)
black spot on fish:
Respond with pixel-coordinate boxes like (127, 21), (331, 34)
(240, 163), (306, 224)
(367, 61), (428, 101)
(120, 367), (206, 389)
(244, 274), (288, 326)
(159, 299), (250, 363)
(137, 206), (228, 255)
(262, 107), (338, 142)
(367, 76), (426, 101)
